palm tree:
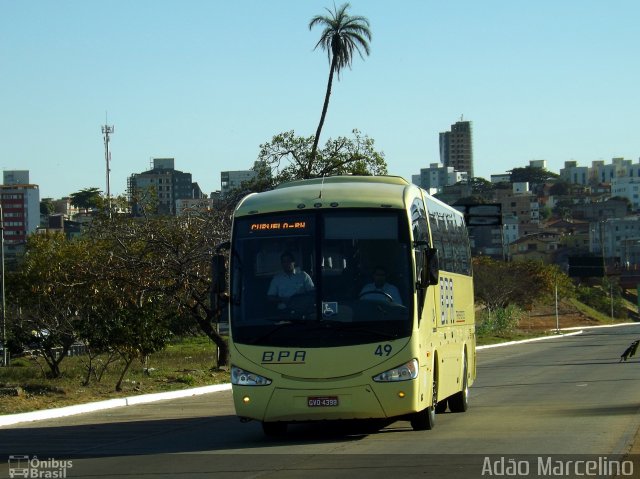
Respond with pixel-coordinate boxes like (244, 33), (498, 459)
(309, 3), (371, 161)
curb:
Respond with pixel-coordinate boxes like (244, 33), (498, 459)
(477, 321), (640, 350)
(0, 383), (231, 428)
(477, 330), (584, 350)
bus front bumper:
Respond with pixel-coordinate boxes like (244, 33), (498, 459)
(233, 381), (421, 423)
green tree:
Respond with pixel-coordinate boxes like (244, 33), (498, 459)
(473, 257), (573, 312)
(253, 129), (386, 188)
(509, 166), (559, 185)
(468, 177), (495, 197)
(8, 233), (91, 377)
(86, 210), (232, 368)
(309, 3), (371, 160)
(552, 198), (574, 220)
(549, 180), (570, 196)
(70, 187), (103, 212)
(40, 198), (54, 215)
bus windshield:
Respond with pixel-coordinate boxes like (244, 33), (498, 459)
(230, 210), (413, 347)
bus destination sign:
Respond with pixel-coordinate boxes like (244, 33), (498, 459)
(250, 221), (307, 232)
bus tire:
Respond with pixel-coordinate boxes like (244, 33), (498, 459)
(435, 399), (448, 413)
(262, 421), (287, 437)
(448, 352), (469, 413)
(410, 373), (437, 431)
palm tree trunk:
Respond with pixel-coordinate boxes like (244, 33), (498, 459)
(311, 56), (338, 163)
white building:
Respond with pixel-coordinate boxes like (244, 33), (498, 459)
(529, 160), (547, 169)
(611, 177), (640, 211)
(412, 163), (467, 193)
(512, 182), (530, 195)
(559, 161), (589, 185)
(220, 161), (269, 197)
(502, 215), (519, 245)
(491, 173), (511, 183)
(591, 158), (632, 184)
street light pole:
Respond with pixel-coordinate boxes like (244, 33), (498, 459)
(555, 280), (559, 334)
(0, 201), (6, 366)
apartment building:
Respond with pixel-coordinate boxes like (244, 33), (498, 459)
(1, 170), (40, 245)
(220, 161), (269, 198)
(439, 120), (474, 178)
(128, 158), (205, 216)
(412, 163), (467, 193)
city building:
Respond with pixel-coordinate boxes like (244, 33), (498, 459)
(589, 217), (640, 268)
(559, 161), (589, 186)
(529, 160), (548, 170)
(128, 158), (205, 216)
(611, 177), (640, 211)
(1, 170), (40, 260)
(502, 215), (519, 246)
(500, 184), (540, 238)
(220, 161), (269, 198)
(221, 170), (258, 198)
(412, 163), (467, 193)
(491, 173), (511, 184)
(591, 158), (632, 184)
(508, 232), (561, 264)
(439, 119), (474, 178)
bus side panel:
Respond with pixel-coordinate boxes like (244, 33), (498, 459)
(432, 270), (475, 401)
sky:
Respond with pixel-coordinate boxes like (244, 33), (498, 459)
(1, 0), (639, 199)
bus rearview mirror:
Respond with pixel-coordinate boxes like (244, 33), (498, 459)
(426, 248), (439, 286)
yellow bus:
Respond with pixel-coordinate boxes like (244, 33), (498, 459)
(217, 175), (475, 435)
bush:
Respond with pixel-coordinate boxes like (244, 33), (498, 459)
(477, 305), (523, 336)
(575, 282), (625, 318)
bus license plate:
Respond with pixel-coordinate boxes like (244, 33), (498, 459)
(308, 396), (339, 407)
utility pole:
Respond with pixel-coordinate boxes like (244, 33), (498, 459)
(101, 116), (114, 215)
(555, 280), (559, 334)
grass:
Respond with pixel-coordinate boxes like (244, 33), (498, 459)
(0, 335), (230, 415)
(568, 297), (614, 323)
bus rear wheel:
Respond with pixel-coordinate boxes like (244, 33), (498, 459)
(410, 374), (437, 431)
(449, 353), (469, 413)
(262, 421), (287, 437)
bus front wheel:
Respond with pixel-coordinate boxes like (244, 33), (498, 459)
(410, 374), (437, 431)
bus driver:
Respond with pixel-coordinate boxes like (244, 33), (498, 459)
(359, 266), (403, 305)
(267, 252), (315, 310)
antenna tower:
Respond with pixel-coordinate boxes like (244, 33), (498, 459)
(101, 116), (114, 213)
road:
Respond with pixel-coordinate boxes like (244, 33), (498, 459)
(2, 325), (640, 478)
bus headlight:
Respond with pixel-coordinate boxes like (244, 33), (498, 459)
(372, 359), (419, 382)
(231, 366), (272, 386)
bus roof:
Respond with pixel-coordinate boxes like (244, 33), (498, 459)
(235, 175), (412, 216)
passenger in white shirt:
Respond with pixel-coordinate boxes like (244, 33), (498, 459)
(268, 252), (314, 309)
(359, 266), (402, 305)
